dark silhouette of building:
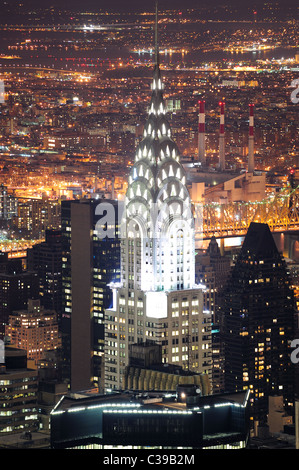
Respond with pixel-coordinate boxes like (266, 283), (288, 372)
(195, 236), (231, 394)
(0, 252), (39, 339)
(27, 230), (62, 321)
(61, 198), (120, 393)
(220, 222), (296, 428)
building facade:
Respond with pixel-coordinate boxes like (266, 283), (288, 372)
(27, 229), (62, 320)
(195, 236), (231, 394)
(0, 184), (18, 221)
(5, 299), (61, 368)
(61, 198), (120, 393)
(0, 252), (39, 340)
(0, 347), (39, 435)
(13, 197), (61, 239)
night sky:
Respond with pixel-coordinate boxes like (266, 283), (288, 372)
(0, 0), (297, 11)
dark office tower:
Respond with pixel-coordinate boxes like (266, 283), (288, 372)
(61, 199), (120, 393)
(221, 222), (296, 428)
(206, 236), (231, 297)
(195, 236), (231, 394)
(27, 230), (62, 320)
(196, 236), (231, 324)
(0, 252), (39, 340)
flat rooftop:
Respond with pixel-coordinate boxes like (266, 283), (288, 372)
(51, 389), (249, 415)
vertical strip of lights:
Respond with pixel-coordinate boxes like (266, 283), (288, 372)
(248, 103), (254, 173)
(219, 101), (225, 171)
(198, 100), (206, 166)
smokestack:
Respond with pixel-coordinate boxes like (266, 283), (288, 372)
(219, 101), (225, 171)
(198, 100), (206, 166)
(248, 103), (254, 173)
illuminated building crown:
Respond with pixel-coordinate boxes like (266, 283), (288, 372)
(120, 4), (195, 293)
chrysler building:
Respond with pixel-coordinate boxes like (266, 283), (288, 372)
(104, 4), (212, 391)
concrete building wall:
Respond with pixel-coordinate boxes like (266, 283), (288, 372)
(70, 203), (93, 392)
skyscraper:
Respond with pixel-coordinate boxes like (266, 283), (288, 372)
(221, 222), (296, 427)
(195, 236), (231, 394)
(61, 198), (120, 393)
(27, 229), (62, 320)
(104, 6), (212, 391)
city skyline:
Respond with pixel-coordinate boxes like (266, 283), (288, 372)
(0, 0), (297, 17)
(0, 0), (298, 451)
(1, 0), (296, 8)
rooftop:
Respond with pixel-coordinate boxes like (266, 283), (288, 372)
(51, 388), (249, 415)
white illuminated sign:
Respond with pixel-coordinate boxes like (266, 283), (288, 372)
(145, 291), (167, 319)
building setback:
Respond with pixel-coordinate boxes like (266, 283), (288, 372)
(122, 341), (211, 395)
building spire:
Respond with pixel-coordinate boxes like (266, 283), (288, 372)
(155, 0), (159, 67)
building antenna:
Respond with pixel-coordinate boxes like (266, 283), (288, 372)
(155, 0), (159, 67)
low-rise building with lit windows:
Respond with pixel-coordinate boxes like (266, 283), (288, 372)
(0, 347), (39, 435)
(5, 299), (61, 368)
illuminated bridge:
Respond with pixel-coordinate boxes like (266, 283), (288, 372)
(194, 185), (299, 241)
